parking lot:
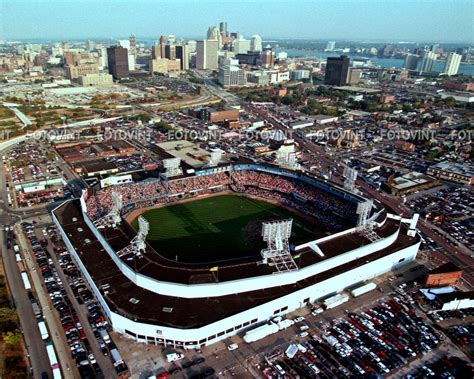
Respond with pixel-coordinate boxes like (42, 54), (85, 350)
(3, 142), (68, 208)
(20, 221), (131, 378)
(407, 186), (474, 251)
(258, 291), (448, 378)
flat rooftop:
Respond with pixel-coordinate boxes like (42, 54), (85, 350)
(55, 200), (418, 329)
(155, 140), (211, 169)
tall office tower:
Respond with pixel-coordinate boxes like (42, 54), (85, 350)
(181, 45), (190, 70)
(443, 52), (461, 76)
(219, 21), (227, 37)
(86, 40), (95, 52)
(404, 53), (420, 70)
(233, 35), (251, 54)
(186, 40), (197, 53)
(175, 45), (185, 69)
(165, 44), (176, 60)
(250, 35), (262, 52)
(64, 51), (76, 65)
(168, 34), (176, 45)
(151, 44), (161, 59)
(99, 47), (108, 68)
(430, 44), (439, 53)
(118, 39), (130, 50)
(324, 55), (350, 85)
(107, 46), (129, 79)
(159, 35), (167, 45)
(326, 41), (336, 51)
(129, 34), (137, 55)
(207, 27), (219, 41)
(261, 49), (274, 67)
(420, 50), (436, 72)
(196, 40), (218, 70)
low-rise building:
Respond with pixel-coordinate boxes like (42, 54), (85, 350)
(440, 91), (474, 103)
(65, 63), (99, 80)
(427, 161), (474, 185)
(201, 107), (240, 123)
(78, 73), (113, 86)
(386, 172), (439, 196)
(425, 262), (463, 288)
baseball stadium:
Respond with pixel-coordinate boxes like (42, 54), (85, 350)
(52, 163), (421, 349)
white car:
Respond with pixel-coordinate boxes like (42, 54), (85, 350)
(293, 316), (305, 323)
(88, 353), (96, 364)
(227, 343), (238, 351)
(299, 331), (309, 338)
(166, 353), (184, 362)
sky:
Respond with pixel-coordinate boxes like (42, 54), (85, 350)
(1, 0), (473, 43)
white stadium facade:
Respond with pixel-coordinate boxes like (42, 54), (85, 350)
(53, 163), (421, 349)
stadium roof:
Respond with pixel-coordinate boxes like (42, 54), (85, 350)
(55, 199), (418, 329)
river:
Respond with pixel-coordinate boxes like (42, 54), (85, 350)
(278, 49), (474, 77)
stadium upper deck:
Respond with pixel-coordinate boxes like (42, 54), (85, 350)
(52, 163), (421, 347)
(55, 199), (418, 330)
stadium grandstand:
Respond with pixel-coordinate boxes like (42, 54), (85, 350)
(53, 163), (421, 349)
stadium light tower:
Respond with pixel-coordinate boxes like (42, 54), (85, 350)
(93, 191), (123, 228)
(343, 166), (358, 192)
(356, 199), (380, 242)
(117, 216), (149, 258)
(261, 219), (298, 273)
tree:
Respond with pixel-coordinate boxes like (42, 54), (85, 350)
(2, 330), (22, 345)
(281, 95), (296, 105)
(0, 307), (18, 332)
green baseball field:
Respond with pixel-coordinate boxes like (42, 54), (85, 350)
(131, 194), (322, 263)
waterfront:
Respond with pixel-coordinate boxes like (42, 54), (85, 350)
(279, 49), (474, 76)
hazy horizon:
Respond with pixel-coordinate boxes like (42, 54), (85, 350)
(1, 0), (473, 44)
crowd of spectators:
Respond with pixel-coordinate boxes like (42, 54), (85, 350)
(231, 170), (356, 222)
(85, 170), (356, 230)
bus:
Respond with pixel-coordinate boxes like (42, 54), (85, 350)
(46, 343), (62, 379)
(21, 272), (31, 290)
(38, 320), (49, 340)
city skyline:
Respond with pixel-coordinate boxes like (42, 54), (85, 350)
(1, 0), (473, 43)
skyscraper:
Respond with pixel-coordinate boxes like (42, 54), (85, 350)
(165, 44), (176, 60)
(175, 45), (185, 70)
(250, 35), (262, 52)
(151, 44), (161, 60)
(196, 40), (218, 70)
(219, 21), (227, 36)
(420, 50), (436, 72)
(404, 54), (420, 70)
(443, 52), (461, 76)
(261, 46), (274, 68)
(129, 34), (136, 55)
(207, 27), (219, 41)
(324, 55), (350, 86)
(233, 35), (251, 54)
(107, 46), (129, 80)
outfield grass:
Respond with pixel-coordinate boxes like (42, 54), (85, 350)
(132, 194), (322, 263)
